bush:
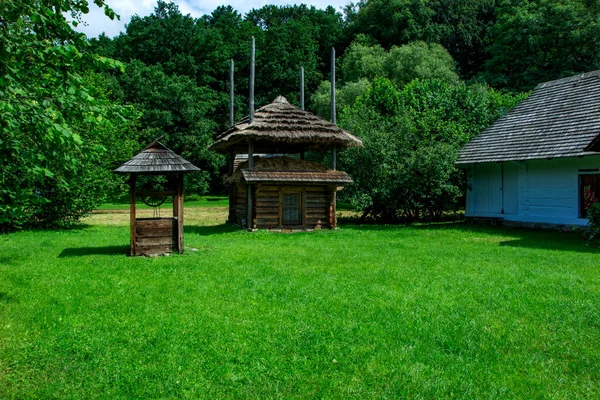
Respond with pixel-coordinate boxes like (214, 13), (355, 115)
(337, 77), (524, 222)
(587, 202), (600, 243)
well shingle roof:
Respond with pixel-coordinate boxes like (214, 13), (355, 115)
(209, 96), (362, 154)
(114, 141), (200, 174)
(456, 70), (600, 165)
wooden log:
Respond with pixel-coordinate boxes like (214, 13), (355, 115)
(256, 196), (279, 203)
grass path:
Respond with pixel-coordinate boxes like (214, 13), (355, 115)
(1, 206), (599, 398)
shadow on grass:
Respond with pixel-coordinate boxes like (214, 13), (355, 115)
(0, 291), (17, 303)
(499, 237), (600, 254)
(341, 220), (600, 253)
(58, 245), (129, 257)
(185, 224), (239, 236)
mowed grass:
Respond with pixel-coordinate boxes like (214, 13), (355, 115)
(1, 204), (599, 399)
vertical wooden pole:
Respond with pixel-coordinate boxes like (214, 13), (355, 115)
(248, 141), (254, 169)
(278, 188), (283, 228)
(333, 187), (337, 229)
(129, 174), (137, 256)
(177, 173), (184, 253)
(230, 59), (235, 127)
(332, 144), (337, 171)
(301, 190), (306, 228)
(249, 37), (255, 124)
(300, 66), (305, 111)
(329, 187), (337, 229)
(247, 184), (253, 230)
(330, 47), (336, 125)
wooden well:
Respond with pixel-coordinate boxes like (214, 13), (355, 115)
(114, 141), (199, 256)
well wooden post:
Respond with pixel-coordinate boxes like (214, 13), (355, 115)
(129, 174), (137, 256)
(176, 173), (184, 253)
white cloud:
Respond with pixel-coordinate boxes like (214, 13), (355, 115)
(74, 0), (350, 38)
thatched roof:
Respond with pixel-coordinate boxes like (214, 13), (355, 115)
(209, 96), (363, 154)
(227, 156), (352, 184)
(114, 141), (200, 174)
(457, 70), (600, 165)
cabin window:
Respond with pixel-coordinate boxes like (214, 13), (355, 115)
(579, 174), (600, 218)
(282, 193), (301, 225)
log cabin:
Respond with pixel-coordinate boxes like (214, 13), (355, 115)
(209, 96), (362, 231)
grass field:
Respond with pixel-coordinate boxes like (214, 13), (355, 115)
(1, 201), (599, 398)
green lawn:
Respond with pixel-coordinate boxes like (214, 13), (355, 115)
(1, 205), (599, 399)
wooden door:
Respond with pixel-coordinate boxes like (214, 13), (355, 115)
(282, 192), (302, 225)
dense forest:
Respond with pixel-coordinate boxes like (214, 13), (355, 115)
(2, 0), (600, 229)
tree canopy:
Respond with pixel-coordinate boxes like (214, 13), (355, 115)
(3, 0), (598, 228)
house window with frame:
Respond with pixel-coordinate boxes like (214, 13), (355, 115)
(579, 174), (600, 218)
(282, 193), (301, 225)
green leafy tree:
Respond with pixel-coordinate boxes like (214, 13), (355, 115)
(341, 34), (386, 82)
(114, 60), (223, 194)
(346, 0), (497, 78)
(0, 0), (139, 229)
(385, 41), (458, 87)
(481, 0), (600, 91)
(338, 77), (525, 221)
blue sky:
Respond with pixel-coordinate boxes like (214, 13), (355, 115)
(75, 0), (352, 38)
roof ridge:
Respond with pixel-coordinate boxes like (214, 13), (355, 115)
(535, 70), (600, 89)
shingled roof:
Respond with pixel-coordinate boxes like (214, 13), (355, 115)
(227, 156), (352, 184)
(114, 141), (200, 174)
(456, 70), (600, 165)
(209, 96), (362, 154)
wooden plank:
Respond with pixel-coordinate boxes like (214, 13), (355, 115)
(256, 218), (279, 224)
(256, 189), (280, 194)
(306, 197), (328, 203)
(137, 236), (176, 246)
(136, 218), (175, 230)
(306, 212), (327, 218)
(136, 227), (174, 238)
(256, 194), (279, 199)
(136, 244), (174, 256)
(306, 202), (328, 208)
(256, 200), (279, 206)
(256, 213), (279, 219)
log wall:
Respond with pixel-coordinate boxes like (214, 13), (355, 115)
(233, 183), (248, 226)
(251, 185), (332, 229)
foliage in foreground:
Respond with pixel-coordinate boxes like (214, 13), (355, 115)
(0, 0), (139, 230)
(0, 213), (599, 398)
